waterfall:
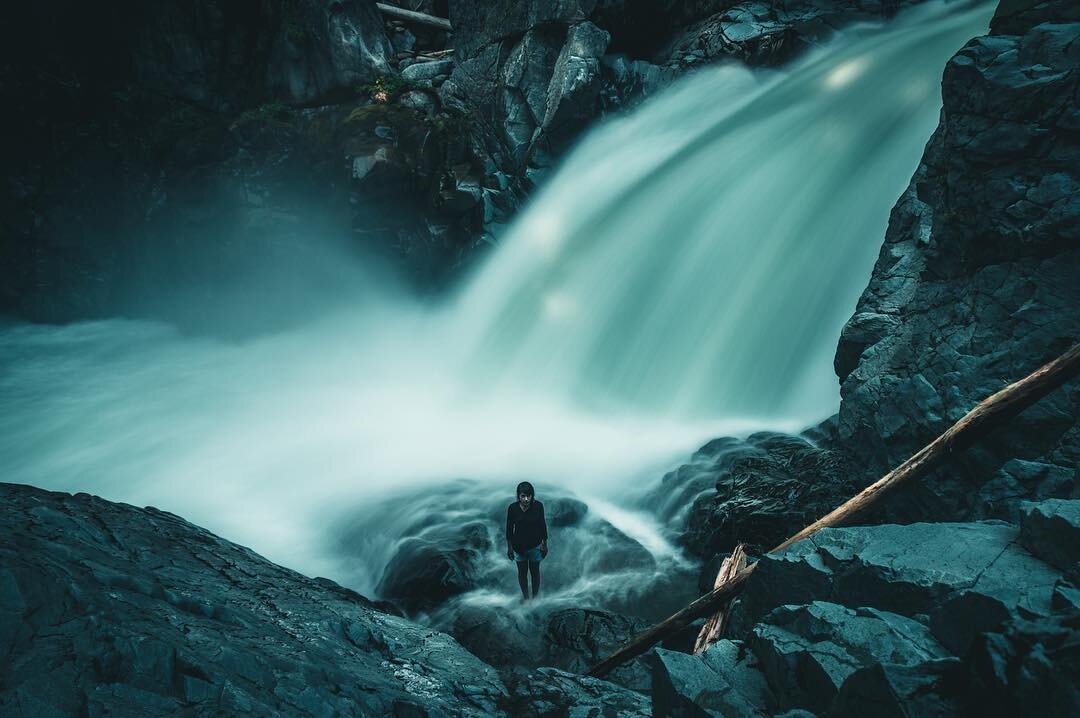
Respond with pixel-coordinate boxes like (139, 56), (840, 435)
(0, 1), (992, 588)
(449, 0), (992, 421)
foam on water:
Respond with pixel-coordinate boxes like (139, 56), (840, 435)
(0, 2), (992, 606)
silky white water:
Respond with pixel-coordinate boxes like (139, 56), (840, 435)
(0, 2), (991, 607)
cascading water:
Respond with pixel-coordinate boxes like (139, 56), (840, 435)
(0, 2), (991, 619)
(450, 0), (993, 419)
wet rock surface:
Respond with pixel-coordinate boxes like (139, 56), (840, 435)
(831, 0), (1080, 524)
(748, 601), (949, 712)
(650, 640), (774, 717)
(728, 521), (1062, 650)
(503, 667), (652, 717)
(0, 482), (506, 716)
(1019, 498), (1080, 579)
(665, 425), (855, 561)
(452, 606), (654, 693)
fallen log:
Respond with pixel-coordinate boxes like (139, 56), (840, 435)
(588, 342), (1080, 678)
(693, 543), (747, 654)
(376, 3), (452, 31)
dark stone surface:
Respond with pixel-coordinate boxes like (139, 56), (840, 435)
(966, 610), (1080, 716)
(650, 640), (774, 717)
(1019, 498), (1080, 578)
(831, 0), (1080, 525)
(2, 3), (489, 325)
(649, 426), (853, 561)
(0, 482), (505, 716)
(728, 521), (1063, 655)
(503, 667), (651, 717)
(376, 520), (493, 611)
(451, 606), (653, 693)
(831, 657), (969, 717)
(652, 0), (929, 70)
(748, 601), (949, 713)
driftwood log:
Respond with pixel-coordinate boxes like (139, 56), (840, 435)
(375, 3), (452, 31)
(693, 543), (747, 654)
(588, 342), (1080, 678)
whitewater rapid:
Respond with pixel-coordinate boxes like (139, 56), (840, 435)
(0, 1), (992, 607)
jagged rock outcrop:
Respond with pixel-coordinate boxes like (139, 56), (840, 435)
(650, 640), (774, 716)
(965, 610), (1080, 716)
(831, 0), (1080, 523)
(727, 521), (1062, 654)
(452, 606), (654, 693)
(1019, 498), (1080, 580)
(0, 483), (506, 716)
(2, 1), (491, 324)
(748, 601), (950, 713)
(655, 507), (1079, 715)
(376, 520), (493, 611)
(503, 667), (651, 717)
(652, 0), (926, 70)
(668, 425), (854, 562)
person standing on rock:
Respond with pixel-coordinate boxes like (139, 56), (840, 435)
(506, 481), (548, 601)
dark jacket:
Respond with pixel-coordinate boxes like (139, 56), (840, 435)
(506, 501), (547, 552)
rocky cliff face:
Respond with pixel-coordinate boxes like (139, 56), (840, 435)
(0, 483), (505, 716)
(832, 0), (1080, 523)
(2, 0), (485, 325)
(4, 482), (1077, 716)
(2, 0), (945, 326)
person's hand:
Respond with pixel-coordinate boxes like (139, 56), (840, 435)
(541, 543), (549, 558)
(507, 548), (514, 561)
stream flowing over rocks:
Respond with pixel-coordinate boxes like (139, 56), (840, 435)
(2, 0), (1079, 715)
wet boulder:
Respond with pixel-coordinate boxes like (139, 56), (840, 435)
(451, 606), (652, 693)
(966, 610), (1080, 716)
(503, 667), (651, 718)
(831, 657), (968, 717)
(747, 602), (949, 713)
(677, 430), (853, 559)
(1019, 499), (1080, 579)
(650, 640), (774, 717)
(0, 483), (505, 716)
(376, 520), (493, 612)
(545, 496), (589, 527)
(544, 609), (653, 692)
(728, 521), (1062, 656)
(401, 59), (455, 84)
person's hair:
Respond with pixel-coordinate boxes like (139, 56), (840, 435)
(516, 481), (535, 498)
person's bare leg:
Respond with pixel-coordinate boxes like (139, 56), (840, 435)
(516, 561), (530, 600)
(529, 561), (540, 598)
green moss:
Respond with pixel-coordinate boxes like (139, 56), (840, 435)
(361, 74), (422, 102)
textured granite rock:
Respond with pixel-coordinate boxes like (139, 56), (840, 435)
(503, 667), (652, 717)
(831, 657), (969, 717)
(450, 606), (653, 692)
(2, 2), (487, 324)
(0, 483), (506, 716)
(650, 640), (774, 717)
(965, 610), (1080, 716)
(653, 0), (930, 69)
(669, 427), (854, 561)
(728, 521), (1063, 655)
(747, 601), (949, 712)
(832, 0), (1080, 524)
(1019, 498), (1080, 578)
(376, 520), (493, 611)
